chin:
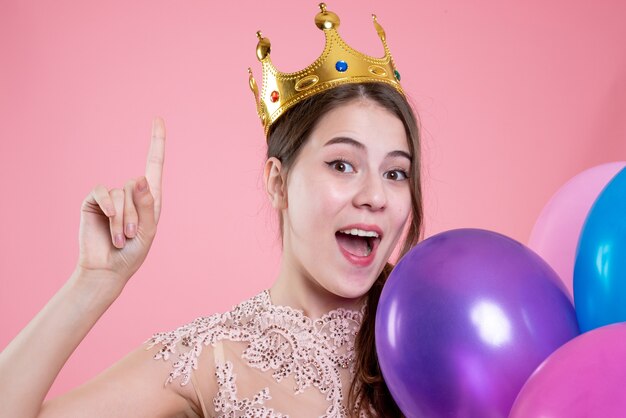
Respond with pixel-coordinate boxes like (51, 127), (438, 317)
(329, 277), (377, 301)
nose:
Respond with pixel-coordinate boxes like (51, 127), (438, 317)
(353, 171), (387, 211)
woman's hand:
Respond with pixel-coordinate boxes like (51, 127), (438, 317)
(75, 117), (166, 296)
(0, 117), (186, 418)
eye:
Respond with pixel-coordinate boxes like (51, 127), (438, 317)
(384, 169), (409, 181)
(326, 159), (355, 173)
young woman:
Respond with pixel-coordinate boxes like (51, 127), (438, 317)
(0, 4), (423, 417)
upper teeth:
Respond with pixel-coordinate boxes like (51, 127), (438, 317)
(339, 228), (379, 238)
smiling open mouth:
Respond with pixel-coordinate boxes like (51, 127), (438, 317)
(335, 229), (381, 257)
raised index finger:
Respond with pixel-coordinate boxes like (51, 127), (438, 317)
(145, 117), (166, 223)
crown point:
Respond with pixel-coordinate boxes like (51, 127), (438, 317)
(315, 3), (340, 30)
(248, 67), (259, 97)
(255, 32), (271, 61)
(372, 14), (386, 41)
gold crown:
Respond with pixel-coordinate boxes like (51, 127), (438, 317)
(248, 3), (404, 139)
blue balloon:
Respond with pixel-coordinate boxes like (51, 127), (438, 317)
(575, 166), (626, 332)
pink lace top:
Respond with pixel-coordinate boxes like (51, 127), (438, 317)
(146, 290), (372, 417)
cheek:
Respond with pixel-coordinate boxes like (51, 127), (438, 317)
(286, 171), (348, 232)
(391, 189), (413, 230)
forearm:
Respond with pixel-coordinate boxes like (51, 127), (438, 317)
(0, 269), (120, 418)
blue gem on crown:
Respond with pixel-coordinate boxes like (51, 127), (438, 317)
(335, 60), (348, 72)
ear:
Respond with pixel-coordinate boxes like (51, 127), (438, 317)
(263, 157), (288, 209)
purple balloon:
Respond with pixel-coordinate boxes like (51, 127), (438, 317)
(376, 228), (580, 418)
(509, 322), (626, 417)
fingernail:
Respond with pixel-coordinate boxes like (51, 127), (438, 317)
(125, 223), (136, 237)
(114, 233), (125, 248)
(152, 117), (164, 137)
(137, 177), (148, 192)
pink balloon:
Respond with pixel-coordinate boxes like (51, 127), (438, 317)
(528, 162), (626, 300)
(509, 322), (626, 417)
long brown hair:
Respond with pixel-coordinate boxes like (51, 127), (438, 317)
(267, 82), (424, 416)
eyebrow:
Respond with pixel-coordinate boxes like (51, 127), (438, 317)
(324, 136), (412, 162)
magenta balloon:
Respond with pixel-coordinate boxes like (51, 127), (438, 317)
(509, 322), (626, 417)
(528, 161), (626, 299)
(376, 228), (579, 418)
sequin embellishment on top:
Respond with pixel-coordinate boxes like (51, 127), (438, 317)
(146, 290), (368, 417)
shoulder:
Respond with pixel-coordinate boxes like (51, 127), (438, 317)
(144, 290), (270, 386)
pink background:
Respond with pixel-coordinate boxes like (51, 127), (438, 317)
(1, 0), (625, 398)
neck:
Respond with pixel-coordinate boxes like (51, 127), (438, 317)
(269, 255), (366, 320)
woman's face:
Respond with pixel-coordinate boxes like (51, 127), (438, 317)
(279, 98), (413, 300)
